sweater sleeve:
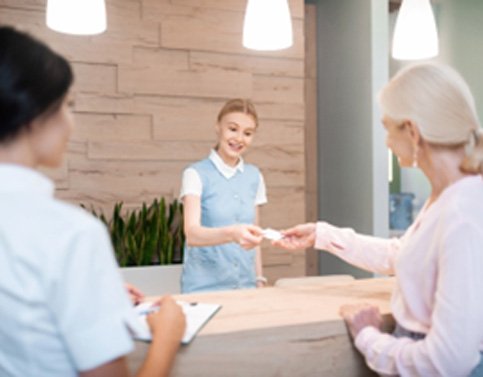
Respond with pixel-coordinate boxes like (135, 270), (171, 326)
(354, 220), (483, 377)
(314, 222), (400, 275)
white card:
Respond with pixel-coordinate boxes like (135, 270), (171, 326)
(262, 228), (283, 241)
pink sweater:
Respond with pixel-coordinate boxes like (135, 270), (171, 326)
(315, 175), (483, 377)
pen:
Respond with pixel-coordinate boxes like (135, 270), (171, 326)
(136, 303), (159, 316)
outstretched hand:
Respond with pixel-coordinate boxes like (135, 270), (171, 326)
(272, 223), (316, 250)
(339, 303), (382, 339)
(231, 224), (264, 249)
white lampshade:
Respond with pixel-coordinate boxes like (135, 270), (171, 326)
(243, 0), (293, 51)
(46, 0), (107, 35)
(392, 0), (438, 60)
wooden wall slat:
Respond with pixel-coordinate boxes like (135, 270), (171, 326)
(68, 159), (187, 197)
(0, 0), (44, 10)
(189, 51), (304, 78)
(246, 144), (305, 171)
(133, 47), (190, 68)
(260, 186), (306, 229)
(141, 0), (304, 20)
(252, 120), (304, 145)
(262, 168), (304, 188)
(256, 102), (305, 121)
(74, 93), (306, 122)
(168, 0), (305, 19)
(253, 75), (305, 104)
(118, 65), (253, 98)
(72, 114), (153, 142)
(87, 140), (210, 161)
(72, 63), (117, 95)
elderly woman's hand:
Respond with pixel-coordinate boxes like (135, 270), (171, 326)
(339, 303), (383, 339)
(272, 223), (316, 250)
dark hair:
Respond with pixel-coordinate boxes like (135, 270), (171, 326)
(0, 26), (73, 142)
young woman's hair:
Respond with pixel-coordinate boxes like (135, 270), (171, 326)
(217, 98), (259, 127)
(0, 26), (73, 142)
(378, 62), (483, 174)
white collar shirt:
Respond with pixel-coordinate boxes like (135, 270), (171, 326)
(180, 149), (267, 205)
(208, 149), (244, 179)
(0, 164), (139, 376)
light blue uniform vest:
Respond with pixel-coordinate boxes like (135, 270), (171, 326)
(181, 158), (260, 293)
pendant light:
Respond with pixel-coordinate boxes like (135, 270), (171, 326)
(46, 0), (107, 35)
(392, 0), (438, 60)
(243, 0), (293, 51)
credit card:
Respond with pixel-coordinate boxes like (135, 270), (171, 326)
(262, 228), (283, 241)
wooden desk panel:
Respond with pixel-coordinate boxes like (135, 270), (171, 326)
(128, 277), (395, 377)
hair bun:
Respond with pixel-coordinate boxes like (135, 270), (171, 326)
(462, 128), (483, 174)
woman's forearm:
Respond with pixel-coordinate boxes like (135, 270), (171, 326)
(255, 246), (263, 277)
(136, 334), (181, 377)
(184, 224), (235, 247)
(315, 222), (399, 275)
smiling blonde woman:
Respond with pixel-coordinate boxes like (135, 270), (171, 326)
(179, 99), (268, 293)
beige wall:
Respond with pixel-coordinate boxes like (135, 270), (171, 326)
(0, 0), (307, 282)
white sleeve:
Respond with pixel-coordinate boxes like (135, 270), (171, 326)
(255, 172), (267, 205)
(180, 168), (202, 199)
(48, 220), (138, 372)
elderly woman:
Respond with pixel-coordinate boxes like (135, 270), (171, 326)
(275, 62), (483, 376)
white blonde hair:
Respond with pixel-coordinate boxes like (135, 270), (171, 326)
(378, 62), (483, 174)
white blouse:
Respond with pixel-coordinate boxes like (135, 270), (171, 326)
(0, 164), (141, 376)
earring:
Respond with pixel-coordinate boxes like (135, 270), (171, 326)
(412, 144), (419, 168)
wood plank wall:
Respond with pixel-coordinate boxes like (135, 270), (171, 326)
(0, 0), (307, 283)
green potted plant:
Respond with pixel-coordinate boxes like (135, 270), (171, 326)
(84, 197), (185, 295)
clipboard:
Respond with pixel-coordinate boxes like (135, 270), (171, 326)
(133, 301), (222, 345)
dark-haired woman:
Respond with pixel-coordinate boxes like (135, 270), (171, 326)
(0, 26), (185, 377)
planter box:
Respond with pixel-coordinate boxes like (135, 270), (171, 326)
(120, 264), (183, 296)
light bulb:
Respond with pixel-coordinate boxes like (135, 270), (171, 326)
(392, 0), (438, 60)
(46, 0), (107, 36)
(242, 0), (293, 51)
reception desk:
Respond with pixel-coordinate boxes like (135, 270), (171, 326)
(128, 277), (396, 377)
